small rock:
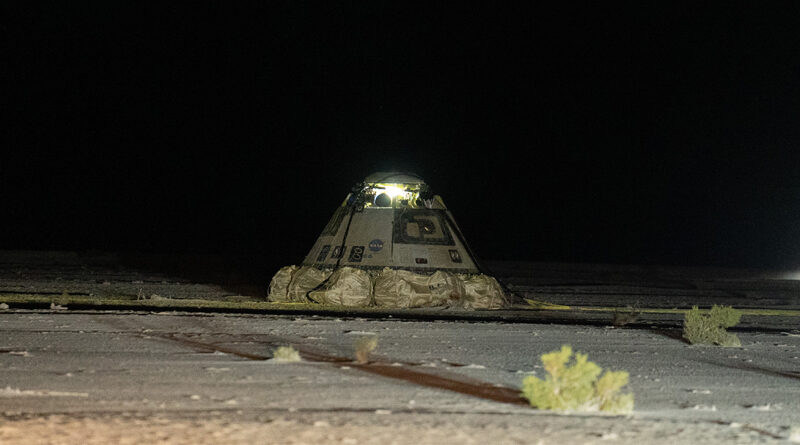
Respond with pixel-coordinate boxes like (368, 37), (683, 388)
(464, 364), (486, 369)
(689, 389), (712, 394)
(746, 404), (774, 411)
(689, 404), (717, 411)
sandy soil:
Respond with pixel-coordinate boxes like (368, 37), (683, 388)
(1, 410), (795, 445)
(2, 251), (799, 311)
(1, 311), (799, 444)
(1, 251), (799, 444)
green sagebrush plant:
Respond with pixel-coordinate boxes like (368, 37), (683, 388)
(683, 305), (742, 347)
(354, 336), (378, 364)
(272, 346), (301, 362)
(521, 345), (633, 414)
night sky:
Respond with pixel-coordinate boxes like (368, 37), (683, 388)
(4, 2), (800, 272)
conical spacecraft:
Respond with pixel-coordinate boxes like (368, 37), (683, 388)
(268, 172), (506, 309)
(303, 171), (481, 273)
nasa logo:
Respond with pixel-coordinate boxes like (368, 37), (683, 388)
(368, 239), (384, 252)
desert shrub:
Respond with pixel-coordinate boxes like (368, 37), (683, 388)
(272, 346), (301, 362)
(354, 336), (378, 364)
(612, 304), (641, 327)
(521, 345), (633, 414)
(683, 305), (742, 347)
(58, 290), (71, 306)
(789, 425), (800, 443)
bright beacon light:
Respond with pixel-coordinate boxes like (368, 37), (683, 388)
(382, 185), (407, 198)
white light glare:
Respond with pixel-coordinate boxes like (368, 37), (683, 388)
(779, 270), (800, 280)
(381, 185), (407, 198)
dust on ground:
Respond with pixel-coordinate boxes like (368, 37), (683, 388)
(0, 410), (794, 445)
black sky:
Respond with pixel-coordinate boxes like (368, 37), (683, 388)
(3, 2), (800, 271)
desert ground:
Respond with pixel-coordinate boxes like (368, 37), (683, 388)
(1, 251), (799, 444)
